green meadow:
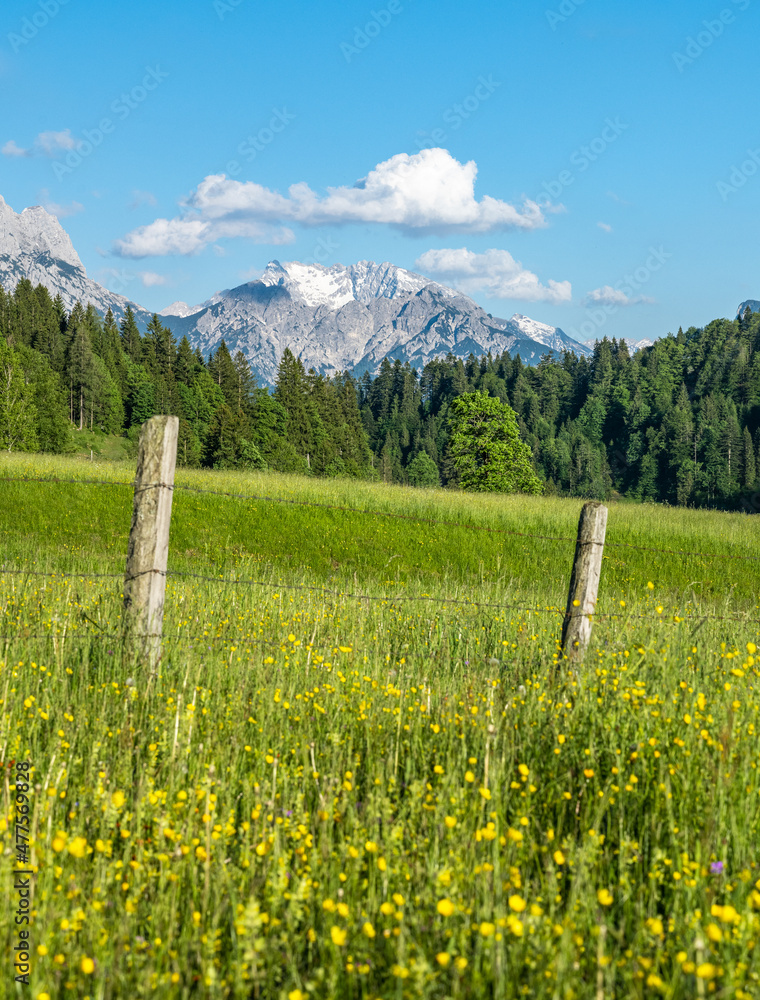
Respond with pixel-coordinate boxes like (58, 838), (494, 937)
(1, 453), (759, 1000)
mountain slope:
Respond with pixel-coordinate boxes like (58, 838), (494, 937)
(0, 196), (151, 327)
(165, 260), (591, 384)
(0, 197), (591, 381)
(737, 299), (760, 318)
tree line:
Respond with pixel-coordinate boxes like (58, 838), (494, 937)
(1, 277), (759, 512)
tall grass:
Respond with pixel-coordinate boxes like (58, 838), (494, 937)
(1, 454), (759, 999)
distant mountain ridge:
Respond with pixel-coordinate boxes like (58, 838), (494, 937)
(164, 259), (592, 385)
(0, 196), (152, 328)
(0, 196), (592, 384)
(737, 300), (760, 318)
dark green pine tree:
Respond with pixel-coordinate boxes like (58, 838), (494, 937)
(274, 348), (315, 463)
(120, 306), (142, 363)
(743, 426), (757, 489)
(232, 350), (257, 415)
(207, 341), (239, 410)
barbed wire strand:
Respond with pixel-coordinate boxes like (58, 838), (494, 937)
(2, 473), (758, 564)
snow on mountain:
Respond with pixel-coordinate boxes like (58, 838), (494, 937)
(0, 199), (591, 382)
(0, 195), (151, 327)
(506, 314), (587, 354)
(585, 336), (654, 352)
(168, 259), (591, 385)
(160, 300), (199, 318)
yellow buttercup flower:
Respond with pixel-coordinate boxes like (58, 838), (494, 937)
(437, 898), (455, 917)
(330, 925), (347, 946)
(597, 889), (613, 906)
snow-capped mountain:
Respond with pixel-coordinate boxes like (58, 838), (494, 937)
(585, 336), (654, 352)
(0, 196), (151, 326)
(166, 260), (591, 385)
(0, 197), (591, 381)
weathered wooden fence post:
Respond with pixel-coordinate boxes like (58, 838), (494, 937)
(560, 501), (608, 662)
(123, 415), (179, 668)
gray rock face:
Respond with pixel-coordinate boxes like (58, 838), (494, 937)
(0, 199), (591, 379)
(737, 300), (760, 318)
(0, 196), (151, 327)
(165, 259), (591, 384)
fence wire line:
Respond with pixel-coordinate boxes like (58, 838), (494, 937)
(4, 564), (758, 625)
(1, 473), (759, 565)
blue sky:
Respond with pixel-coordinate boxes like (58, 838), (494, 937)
(2, 0), (759, 344)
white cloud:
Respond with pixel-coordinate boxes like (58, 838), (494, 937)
(584, 285), (654, 307)
(139, 271), (168, 287)
(35, 129), (78, 156)
(129, 190), (158, 210)
(2, 140), (29, 158)
(3, 129), (79, 159)
(114, 149), (546, 257)
(38, 190), (84, 218)
(597, 221), (613, 233)
(415, 247), (572, 305)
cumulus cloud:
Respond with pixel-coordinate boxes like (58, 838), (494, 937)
(114, 149), (546, 257)
(415, 247), (572, 305)
(584, 285), (654, 307)
(139, 271), (168, 287)
(39, 190), (84, 218)
(2, 140), (29, 158)
(129, 190), (158, 210)
(3, 129), (79, 159)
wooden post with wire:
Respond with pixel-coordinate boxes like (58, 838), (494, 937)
(123, 415), (179, 669)
(561, 501), (608, 662)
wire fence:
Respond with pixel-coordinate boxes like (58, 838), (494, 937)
(3, 473), (759, 562)
(0, 472), (758, 651)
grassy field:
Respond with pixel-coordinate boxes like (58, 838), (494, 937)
(1, 453), (760, 999)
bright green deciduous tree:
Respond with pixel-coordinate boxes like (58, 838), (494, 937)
(406, 450), (440, 488)
(448, 390), (542, 494)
